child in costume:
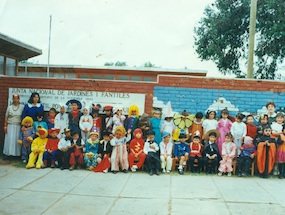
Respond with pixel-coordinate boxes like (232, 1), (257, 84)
(91, 104), (102, 137)
(266, 102), (277, 124)
(33, 112), (48, 134)
(67, 99), (83, 134)
(257, 114), (269, 138)
(69, 131), (85, 170)
(237, 136), (257, 177)
(110, 126), (131, 173)
(216, 109), (232, 154)
(202, 129), (221, 174)
(271, 112), (284, 138)
(125, 104), (140, 138)
(54, 104), (69, 139)
(46, 108), (57, 129)
(202, 110), (218, 140)
(188, 112), (203, 141)
(94, 131), (113, 173)
(139, 113), (152, 140)
(143, 130), (160, 176)
(159, 132), (173, 173)
(84, 132), (100, 170)
(174, 133), (190, 175)
(57, 128), (73, 170)
(230, 113), (246, 155)
(149, 108), (162, 144)
(160, 116), (175, 140)
(276, 125), (285, 179)
(102, 105), (113, 135)
(43, 128), (60, 168)
(246, 115), (257, 139)
(128, 128), (146, 172)
(112, 107), (126, 134)
(218, 132), (236, 177)
(79, 106), (93, 143)
(189, 135), (203, 173)
(257, 125), (276, 178)
(26, 128), (48, 169)
(18, 116), (35, 163)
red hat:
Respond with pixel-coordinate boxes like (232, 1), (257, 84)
(48, 127), (60, 135)
(104, 105), (113, 111)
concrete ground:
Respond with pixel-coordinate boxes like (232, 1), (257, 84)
(0, 160), (285, 215)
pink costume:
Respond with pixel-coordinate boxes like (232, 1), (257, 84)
(216, 119), (232, 154)
(218, 141), (236, 173)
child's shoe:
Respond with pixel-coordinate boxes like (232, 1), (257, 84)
(218, 172), (223, 176)
(237, 172), (242, 177)
(162, 168), (166, 173)
(69, 165), (75, 171)
(149, 170), (153, 176)
(103, 168), (108, 173)
(131, 166), (137, 172)
(166, 170), (170, 174)
(51, 161), (55, 168)
(228, 172), (232, 177)
(122, 169), (128, 173)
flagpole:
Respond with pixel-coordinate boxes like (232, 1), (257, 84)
(47, 15), (52, 77)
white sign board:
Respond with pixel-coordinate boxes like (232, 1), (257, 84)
(8, 88), (145, 115)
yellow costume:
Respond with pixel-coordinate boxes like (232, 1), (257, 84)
(26, 128), (48, 169)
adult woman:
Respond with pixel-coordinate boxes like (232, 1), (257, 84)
(21, 92), (44, 121)
(3, 94), (24, 159)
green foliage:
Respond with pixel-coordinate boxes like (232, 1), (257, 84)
(104, 61), (127, 66)
(194, 0), (285, 79)
(104, 62), (114, 66)
(143, 61), (157, 68)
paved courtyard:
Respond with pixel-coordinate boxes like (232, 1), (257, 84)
(0, 161), (284, 215)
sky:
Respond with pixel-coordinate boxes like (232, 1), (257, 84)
(0, 0), (224, 77)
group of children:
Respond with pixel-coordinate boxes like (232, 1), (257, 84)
(17, 99), (285, 179)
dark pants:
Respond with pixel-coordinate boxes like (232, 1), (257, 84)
(189, 156), (202, 172)
(146, 152), (160, 173)
(238, 156), (253, 174)
(56, 149), (72, 168)
(203, 157), (219, 173)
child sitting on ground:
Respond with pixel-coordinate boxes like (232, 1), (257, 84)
(189, 135), (203, 173)
(143, 130), (160, 176)
(237, 136), (256, 177)
(218, 132), (236, 177)
(84, 132), (100, 171)
(69, 131), (85, 170)
(174, 133), (190, 175)
(159, 132), (173, 173)
(43, 128), (60, 168)
(202, 129), (221, 174)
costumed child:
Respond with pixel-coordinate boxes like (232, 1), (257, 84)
(172, 110), (190, 143)
(266, 102), (277, 124)
(18, 116), (35, 163)
(94, 131), (113, 173)
(125, 104), (140, 138)
(246, 115), (257, 139)
(216, 109), (232, 154)
(276, 125), (285, 179)
(67, 99), (83, 134)
(237, 136), (257, 177)
(217, 132), (236, 177)
(26, 128), (48, 169)
(257, 125), (276, 178)
(174, 133), (190, 175)
(202, 110), (218, 140)
(160, 116), (175, 140)
(33, 112), (48, 134)
(143, 130), (160, 176)
(79, 106), (93, 143)
(159, 132), (173, 173)
(188, 112), (203, 141)
(57, 128), (73, 170)
(110, 126), (131, 173)
(84, 132), (100, 171)
(139, 113), (152, 140)
(112, 106), (126, 134)
(128, 128), (146, 172)
(46, 108), (57, 129)
(149, 108), (162, 145)
(257, 114), (269, 138)
(189, 135), (203, 173)
(54, 104), (69, 139)
(230, 113), (246, 155)
(69, 131), (85, 170)
(102, 105), (113, 135)
(271, 112), (284, 138)
(202, 129), (221, 174)
(43, 127), (60, 168)
(91, 104), (102, 137)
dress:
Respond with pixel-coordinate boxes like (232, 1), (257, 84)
(79, 114), (93, 143)
(3, 104), (24, 156)
(19, 127), (35, 160)
(216, 118), (232, 153)
(271, 122), (283, 138)
(202, 119), (218, 136)
(246, 124), (257, 139)
(84, 138), (99, 167)
(188, 119), (203, 140)
(112, 114), (126, 134)
(218, 141), (236, 173)
(54, 112), (69, 139)
(160, 120), (175, 138)
(230, 122), (246, 155)
(22, 103), (44, 121)
(149, 117), (162, 144)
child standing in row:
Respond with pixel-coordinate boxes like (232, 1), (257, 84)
(54, 104), (69, 139)
(159, 132), (173, 173)
(218, 132), (236, 177)
(216, 109), (232, 154)
(231, 114), (246, 155)
(202, 110), (217, 140)
(188, 112), (203, 141)
(79, 107), (93, 143)
(246, 115), (257, 139)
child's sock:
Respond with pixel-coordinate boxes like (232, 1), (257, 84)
(178, 166), (182, 170)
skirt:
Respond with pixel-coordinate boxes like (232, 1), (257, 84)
(3, 124), (21, 156)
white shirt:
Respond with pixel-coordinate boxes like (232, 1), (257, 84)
(202, 119), (218, 133)
(231, 122), (246, 138)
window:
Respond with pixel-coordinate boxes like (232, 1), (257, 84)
(143, 77), (155, 82)
(92, 75), (102, 79)
(53, 73), (65, 78)
(118, 75), (129, 80)
(104, 75), (115, 80)
(29, 72), (39, 77)
(18, 71), (28, 77)
(130, 76), (142, 81)
(65, 73), (76, 78)
(6, 58), (16, 76)
(0, 56), (4, 75)
(79, 74), (90, 79)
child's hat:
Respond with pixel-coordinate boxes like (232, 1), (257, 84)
(102, 130), (112, 137)
(103, 105), (113, 112)
(113, 106), (123, 113)
(66, 99), (82, 109)
(244, 136), (253, 145)
(90, 131), (99, 137)
(36, 112), (45, 118)
(179, 133), (187, 139)
(147, 130), (155, 136)
(204, 129), (220, 140)
(153, 107), (161, 114)
(21, 116), (34, 126)
(38, 128), (48, 138)
(133, 128), (143, 136)
(48, 127), (60, 135)
(162, 132), (171, 138)
(62, 127), (71, 134)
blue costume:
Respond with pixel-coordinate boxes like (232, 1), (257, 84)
(22, 103), (44, 121)
(84, 138), (99, 167)
(149, 117), (162, 144)
(174, 142), (190, 157)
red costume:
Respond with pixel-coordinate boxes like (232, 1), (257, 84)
(246, 124), (257, 139)
(128, 129), (146, 169)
